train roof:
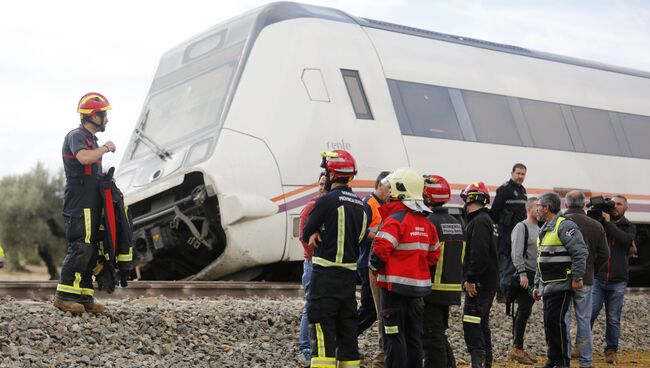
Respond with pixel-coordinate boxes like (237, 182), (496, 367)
(248, 1), (650, 79)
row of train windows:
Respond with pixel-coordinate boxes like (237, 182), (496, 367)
(379, 79), (650, 159)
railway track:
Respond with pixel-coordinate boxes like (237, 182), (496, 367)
(0, 281), (304, 299)
(1, 281), (647, 300)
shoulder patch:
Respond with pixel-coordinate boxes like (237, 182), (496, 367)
(566, 228), (577, 237)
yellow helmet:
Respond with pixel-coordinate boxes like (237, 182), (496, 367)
(386, 167), (425, 201)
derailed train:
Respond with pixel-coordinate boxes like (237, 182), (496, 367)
(115, 2), (650, 282)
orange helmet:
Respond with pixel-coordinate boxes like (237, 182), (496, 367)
(460, 182), (490, 206)
(423, 175), (451, 204)
(77, 92), (111, 116)
(320, 150), (357, 178)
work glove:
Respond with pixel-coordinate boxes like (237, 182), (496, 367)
(408, 297), (424, 319)
(93, 263), (116, 294)
(119, 270), (128, 287)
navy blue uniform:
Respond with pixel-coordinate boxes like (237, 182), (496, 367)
(57, 125), (103, 301)
(423, 207), (465, 368)
(301, 185), (368, 367)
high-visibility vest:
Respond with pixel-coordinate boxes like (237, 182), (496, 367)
(0, 244), (5, 262)
(537, 216), (572, 283)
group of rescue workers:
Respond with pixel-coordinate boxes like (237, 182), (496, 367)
(297, 150), (635, 368)
(51, 92), (634, 368)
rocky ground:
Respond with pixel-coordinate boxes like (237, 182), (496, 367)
(0, 293), (648, 367)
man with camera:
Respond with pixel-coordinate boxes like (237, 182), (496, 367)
(564, 191), (609, 368)
(590, 195), (636, 365)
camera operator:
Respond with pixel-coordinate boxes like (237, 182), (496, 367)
(590, 195), (636, 365)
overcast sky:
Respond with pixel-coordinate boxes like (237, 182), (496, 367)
(1, 0), (648, 178)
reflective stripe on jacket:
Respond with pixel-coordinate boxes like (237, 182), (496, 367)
(537, 216), (572, 283)
(427, 208), (465, 305)
(372, 201), (440, 297)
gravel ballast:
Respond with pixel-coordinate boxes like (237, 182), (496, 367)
(0, 294), (648, 367)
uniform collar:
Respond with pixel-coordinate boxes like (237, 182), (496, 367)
(78, 124), (98, 140)
(467, 206), (489, 221)
(371, 192), (385, 205)
(508, 178), (523, 188)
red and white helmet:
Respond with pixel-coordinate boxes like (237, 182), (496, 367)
(320, 150), (357, 178)
(460, 182), (490, 206)
(77, 92), (111, 116)
(423, 175), (451, 204)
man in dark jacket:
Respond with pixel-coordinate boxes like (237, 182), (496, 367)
(302, 150), (368, 368)
(564, 191), (609, 368)
(590, 195), (636, 364)
(461, 182), (499, 368)
(491, 163), (527, 300)
(422, 175), (465, 368)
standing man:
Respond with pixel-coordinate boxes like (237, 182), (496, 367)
(460, 182), (499, 368)
(564, 191), (609, 368)
(357, 171), (390, 336)
(422, 175), (465, 368)
(54, 92), (116, 314)
(370, 167), (440, 368)
(509, 197), (539, 365)
(302, 150), (368, 368)
(533, 192), (588, 368)
(591, 195), (636, 364)
(297, 172), (327, 366)
(491, 163), (528, 300)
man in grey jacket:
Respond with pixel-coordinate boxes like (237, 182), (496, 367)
(509, 197), (539, 364)
(533, 192), (588, 368)
(563, 191), (609, 368)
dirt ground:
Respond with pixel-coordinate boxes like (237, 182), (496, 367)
(457, 351), (650, 367)
(0, 264), (52, 281)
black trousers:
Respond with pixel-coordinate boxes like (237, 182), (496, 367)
(381, 288), (424, 368)
(513, 282), (535, 348)
(462, 290), (495, 354)
(422, 301), (456, 368)
(357, 267), (377, 335)
(542, 290), (571, 367)
(308, 270), (359, 364)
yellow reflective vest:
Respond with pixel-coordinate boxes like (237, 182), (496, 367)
(537, 217), (572, 283)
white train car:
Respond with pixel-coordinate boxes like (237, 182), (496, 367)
(116, 2), (650, 281)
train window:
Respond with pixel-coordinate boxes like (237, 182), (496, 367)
(619, 113), (650, 159)
(462, 91), (522, 145)
(396, 81), (463, 139)
(571, 107), (622, 156)
(184, 29), (227, 62)
(341, 69), (373, 119)
(519, 99), (574, 151)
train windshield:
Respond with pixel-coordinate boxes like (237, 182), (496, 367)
(130, 61), (236, 160)
(128, 10), (258, 161)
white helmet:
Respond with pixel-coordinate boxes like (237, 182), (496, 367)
(386, 167), (425, 201)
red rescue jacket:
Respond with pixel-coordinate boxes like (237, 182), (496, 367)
(371, 201), (440, 297)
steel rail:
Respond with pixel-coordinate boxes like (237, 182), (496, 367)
(0, 281), (304, 299)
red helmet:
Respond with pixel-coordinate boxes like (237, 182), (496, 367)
(423, 175), (451, 204)
(77, 92), (112, 115)
(320, 150), (357, 178)
(460, 182), (490, 205)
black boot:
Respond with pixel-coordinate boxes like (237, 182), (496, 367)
(485, 350), (493, 368)
(445, 338), (456, 368)
(470, 350), (486, 368)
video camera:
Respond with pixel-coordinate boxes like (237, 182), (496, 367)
(586, 195), (615, 220)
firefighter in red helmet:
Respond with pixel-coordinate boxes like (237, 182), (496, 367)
(422, 175), (465, 368)
(54, 92), (117, 314)
(460, 182), (499, 368)
(370, 168), (440, 368)
(302, 150), (369, 368)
